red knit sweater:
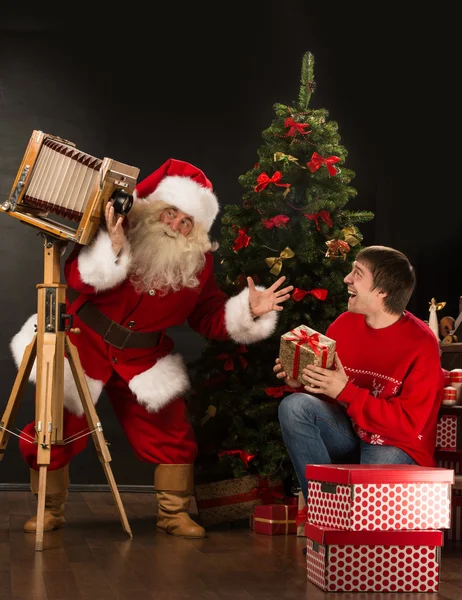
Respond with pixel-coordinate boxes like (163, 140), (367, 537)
(326, 311), (444, 466)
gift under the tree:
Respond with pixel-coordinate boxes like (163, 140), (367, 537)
(305, 523), (443, 593)
(436, 405), (462, 451)
(279, 325), (336, 383)
(252, 504), (297, 535)
(195, 474), (284, 527)
(305, 464), (453, 531)
(249, 495), (296, 531)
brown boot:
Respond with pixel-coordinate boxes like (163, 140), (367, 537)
(154, 464), (205, 539)
(23, 466), (69, 533)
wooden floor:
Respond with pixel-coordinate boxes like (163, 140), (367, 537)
(0, 490), (461, 600)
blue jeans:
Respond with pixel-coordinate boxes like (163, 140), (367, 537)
(278, 392), (416, 501)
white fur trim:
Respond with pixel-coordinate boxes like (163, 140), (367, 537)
(10, 313), (103, 417)
(128, 354), (190, 413)
(78, 229), (131, 292)
(147, 175), (219, 232)
(10, 314), (38, 381)
(225, 286), (278, 344)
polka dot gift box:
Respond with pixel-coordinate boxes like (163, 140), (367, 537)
(305, 464), (454, 531)
(436, 405), (462, 451)
(305, 523), (443, 592)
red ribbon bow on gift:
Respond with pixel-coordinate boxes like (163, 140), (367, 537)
(254, 171), (291, 192)
(216, 345), (249, 371)
(262, 214), (290, 229)
(232, 228), (251, 251)
(304, 210), (333, 230)
(283, 117), (311, 137)
(286, 329), (322, 356)
(285, 329), (328, 378)
(264, 384), (295, 398)
(307, 152), (340, 176)
(292, 288), (328, 302)
(218, 449), (256, 468)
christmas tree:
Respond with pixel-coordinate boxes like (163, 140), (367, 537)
(187, 51), (374, 485)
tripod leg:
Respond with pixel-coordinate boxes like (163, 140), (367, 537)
(35, 466), (48, 551)
(65, 337), (133, 538)
(35, 335), (57, 551)
(0, 335), (37, 459)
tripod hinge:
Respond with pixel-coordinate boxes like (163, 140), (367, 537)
(59, 303), (74, 332)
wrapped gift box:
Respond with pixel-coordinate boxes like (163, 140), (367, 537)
(279, 325), (336, 383)
(305, 464), (453, 531)
(195, 474), (284, 527)
(436, 405), (462, 450)
(305, 523), (443, 593)
(253, 504), (297, 535)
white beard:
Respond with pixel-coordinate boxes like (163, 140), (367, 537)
(126, 216), (206, 295)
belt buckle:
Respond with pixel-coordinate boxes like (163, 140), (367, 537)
(103, 321), (132, 350)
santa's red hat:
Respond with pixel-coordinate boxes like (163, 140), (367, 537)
(134, 158), (219, 232)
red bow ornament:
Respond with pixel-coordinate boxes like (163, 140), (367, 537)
(254, 171), (291, 192)
(216, 345), (249, 371)
(232, 228), (251, 251)
(283, 117), (311, 137)
(307, 152), (340, 176)
(218, 449), (256, 468)
(292, 288), (328, 302)
(304, 210), (333, 230)
(265, 384), (296, 398)
(262, 214), (290, 229)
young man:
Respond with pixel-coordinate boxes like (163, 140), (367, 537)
(11, 158), (293, 538)
(275, 246), (444, 500)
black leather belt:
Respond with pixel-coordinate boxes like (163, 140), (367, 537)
(67, 287), (161, 350)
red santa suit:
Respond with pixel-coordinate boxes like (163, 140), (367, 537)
(12, 159), (278, 470)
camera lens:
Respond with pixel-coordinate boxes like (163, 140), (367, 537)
(111, 190), (133, 215)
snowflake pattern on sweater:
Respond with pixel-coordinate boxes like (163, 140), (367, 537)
(345, 366), (402, 446)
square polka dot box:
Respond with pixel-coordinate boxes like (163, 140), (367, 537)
(304, 464), (454, 593)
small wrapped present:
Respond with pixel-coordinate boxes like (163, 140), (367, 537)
(254, 504), (297, 535)
(195, 474), (284, 527)
(279, 325), (336, 382)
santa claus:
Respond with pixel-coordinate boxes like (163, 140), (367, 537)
(11, 158), (293, 539)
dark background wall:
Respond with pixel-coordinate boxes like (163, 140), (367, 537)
(0, 5), (458, 486)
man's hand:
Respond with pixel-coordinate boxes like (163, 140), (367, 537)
(248, 275), (294, 317)
(273, 358), (302, 389)
(105, 200), (126, 256)
(301, 353), (348, 399)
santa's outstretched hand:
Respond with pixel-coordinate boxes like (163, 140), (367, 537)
(247, 276), (294, 317)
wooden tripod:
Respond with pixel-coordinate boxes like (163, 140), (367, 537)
(0, 234), (132, 551)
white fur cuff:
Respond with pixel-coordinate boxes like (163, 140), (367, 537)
(10, 313), (103, 416)
(128, 354), (190, 412)
(224, 286), (278, 344)
(78, 229), (131, 292)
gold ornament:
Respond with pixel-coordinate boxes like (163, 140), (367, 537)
(265, 247), (295, 275)
(342, 226), (361, 247)
(325, 239), (350, 260)
(274, 151), (300, 164)
(201, 405), (217, 426)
